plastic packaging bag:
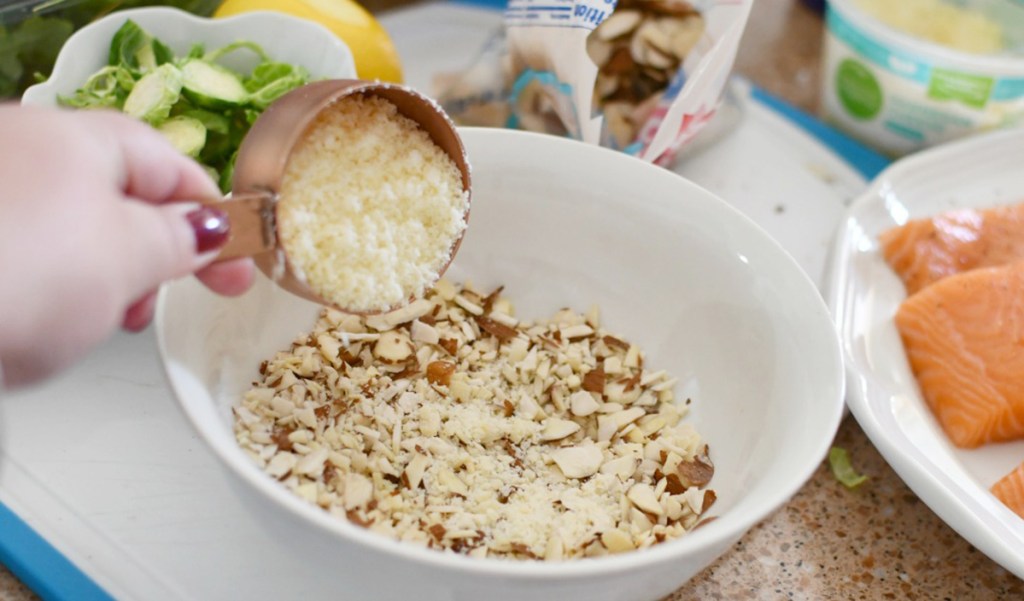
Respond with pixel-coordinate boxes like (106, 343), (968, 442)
(436, 0), (752, 165)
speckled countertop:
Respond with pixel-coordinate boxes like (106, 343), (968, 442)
(2, 1), (1022, 599)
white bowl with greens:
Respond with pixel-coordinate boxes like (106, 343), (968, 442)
(22, 6), (356, 189)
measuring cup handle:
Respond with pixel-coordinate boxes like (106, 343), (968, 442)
(197, 191), (277, 261)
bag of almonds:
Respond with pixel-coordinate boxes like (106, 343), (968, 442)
(436, 0), (752, 165)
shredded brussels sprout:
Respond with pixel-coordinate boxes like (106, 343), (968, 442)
(59, 20), (311, 192)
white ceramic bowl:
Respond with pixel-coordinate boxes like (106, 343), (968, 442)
(822, 0), (1024, 157)
(156, 128), (845, 601)
(21, 7), (356, 106)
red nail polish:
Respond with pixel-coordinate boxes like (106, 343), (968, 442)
(186, 207), (230, 254)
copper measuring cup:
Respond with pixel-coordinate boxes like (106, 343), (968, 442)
(203, 79), (471, 312)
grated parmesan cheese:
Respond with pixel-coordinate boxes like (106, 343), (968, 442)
(276, 94), (469, 312)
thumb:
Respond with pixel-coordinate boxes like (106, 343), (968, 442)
(115, 201), (229, 300)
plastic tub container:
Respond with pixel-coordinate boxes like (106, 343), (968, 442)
(0, 0), (219, 100)
(822, 0), (1024, 156)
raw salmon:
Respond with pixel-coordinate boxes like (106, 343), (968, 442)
(880, 202), (1024, 295)
(992, 462), (1024, 520)
(895, 260), (1024, 448)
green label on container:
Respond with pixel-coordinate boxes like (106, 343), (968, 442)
(836, 58), (883, 120)
(927, 69), (994, 109)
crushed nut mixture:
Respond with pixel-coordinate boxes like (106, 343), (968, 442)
(234, 280), (716, 560)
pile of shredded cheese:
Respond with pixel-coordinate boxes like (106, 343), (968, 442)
(276, 94), (469, 312)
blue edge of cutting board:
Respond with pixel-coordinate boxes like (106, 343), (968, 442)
(0, 2), (890, 600)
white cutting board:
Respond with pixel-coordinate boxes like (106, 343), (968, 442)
(0, 3), (869, 599)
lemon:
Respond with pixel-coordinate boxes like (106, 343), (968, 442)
(213, 0), (403, 82)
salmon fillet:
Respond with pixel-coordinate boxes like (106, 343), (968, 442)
(880, 203), (1024, 295)
(895, 261), (1024, 448)
(992, 462), (1024, 520)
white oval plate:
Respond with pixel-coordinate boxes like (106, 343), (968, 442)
(826, 127), (1024, 579)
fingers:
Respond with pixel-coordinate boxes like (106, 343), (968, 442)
(113, 202), (220, 300)
(122, 290), (158, 332)
(79, 110), (255, 304)
(120, 260), (254, 333)
(196, 259), (255, 297)
(81, 110), (221, 204)
(113, 201), (255, 304)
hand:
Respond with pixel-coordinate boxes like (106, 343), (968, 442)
(0, 105), (254, 388)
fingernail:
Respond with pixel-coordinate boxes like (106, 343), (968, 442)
(186, 207), (230, 254)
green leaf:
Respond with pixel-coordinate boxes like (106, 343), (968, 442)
(82, 66), (120, 96)
(248, 75), (303, 109)
(244, 62), (293, 91)
(204, 40), (270, 66)
(58, 65), (133, 109)
(6, 16), (73, 95)
(135, 42), (157, 72)
(11, 16), (74, 68)
(244, 62), (309, 109)
(0, 27), (24, 93)
(829, 447), (868, 489)
(108, 19), (174, 75)
(158, 116), (207, 157)
(182, 109), (231, 135)
(180, 59), (248, 109)
(219, 150), (238, 193)
(59, 89), (122, 109)
(198, 110), (245, 164)
(186, 43), (206, 60)
(113, 66), (137, 94)
(0, 79), (17, 98)
(198, 131), (231, 164)
(108, 20), (150, 71)
(153, 38), (175, 66)
(122, 63), (183, 124)
(243, 107), (262, 125)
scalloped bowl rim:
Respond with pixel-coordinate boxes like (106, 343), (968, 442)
(22, 6), (356, 106)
